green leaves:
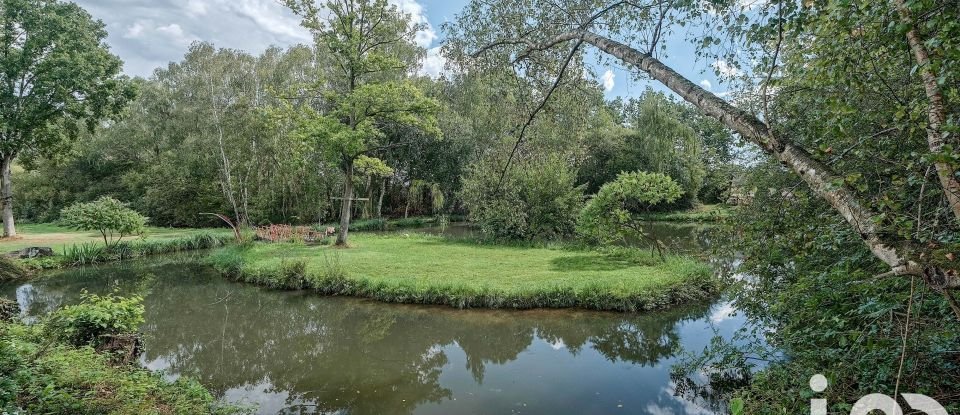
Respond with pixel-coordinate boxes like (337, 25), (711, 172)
(59, 197), (147, 247)
(578, 171), (683, 245)
(44, 291), (144, 347)
(0, 0), (133, 156)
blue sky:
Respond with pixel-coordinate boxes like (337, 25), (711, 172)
(74, 0), (732, 100)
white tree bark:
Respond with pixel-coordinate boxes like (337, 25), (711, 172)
(489, 30), (959, 289)
(1, 154), (16, 237)
(893, 0), (960, 222)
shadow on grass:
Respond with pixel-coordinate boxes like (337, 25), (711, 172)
(550, 254), (639, 272)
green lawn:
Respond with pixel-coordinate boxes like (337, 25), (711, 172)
(639, 204), (732, 222)
(0, 223), (232, 254)
(209, 233), (717, 311)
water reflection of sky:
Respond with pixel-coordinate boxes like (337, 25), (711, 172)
(2, 249), (750, 415)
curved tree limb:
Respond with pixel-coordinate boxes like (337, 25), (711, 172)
(474, 30), (960, 289)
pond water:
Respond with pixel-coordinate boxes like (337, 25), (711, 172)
(1, 225), (745, 415)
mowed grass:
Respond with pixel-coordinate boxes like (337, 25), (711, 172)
(639, 204), (732, 222)
(0, 223), (233, 254)
(208, 233), (718, 311)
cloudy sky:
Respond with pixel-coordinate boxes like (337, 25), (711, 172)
(75, 0), (728, 100)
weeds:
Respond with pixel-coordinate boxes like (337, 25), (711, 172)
(61, 232), (233, 266)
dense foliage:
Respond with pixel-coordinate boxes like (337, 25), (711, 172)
(461, 154), (585, 240)
(578, 171), (683, 249)
(0, 295), (242, 414)
(59, 197), (147, 247)
(0, 0), (135, 237)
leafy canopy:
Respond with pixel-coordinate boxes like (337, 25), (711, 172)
(0, 0), (135, 158)
(44, 292), (144, 347)
(578, 171), (682, 246)
(60, 197), (147, 247)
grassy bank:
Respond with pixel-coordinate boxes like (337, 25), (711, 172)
(0, 223), (233, 253)
(0, 299), (243, 414)
(207, 234), (718, 311)
(639, 204), (731, 223)
(0, 224), (235, 275)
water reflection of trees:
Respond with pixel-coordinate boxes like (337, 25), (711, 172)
(9, 262), (712, 415)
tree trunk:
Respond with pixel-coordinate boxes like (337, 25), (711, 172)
(1, 154), (15, 238)
(574, 31), (951, 285)
(893, 0), (960, 222)
(336, 161), (354, 246)
(376, 177), (386, 218)
(365, 175), (372, 219)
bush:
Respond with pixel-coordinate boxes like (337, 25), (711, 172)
(45, 292), (144, 347)
(1, 314), (245, 414)
(461, 153), (584, 240)
(578, 171), (683, 247)
(60, 197), (148, 248)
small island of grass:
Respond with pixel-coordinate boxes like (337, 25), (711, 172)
(206, 233), (718, 312)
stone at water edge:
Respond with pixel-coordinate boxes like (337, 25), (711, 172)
(4, 246), (54, 259)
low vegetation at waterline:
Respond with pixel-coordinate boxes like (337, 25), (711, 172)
(206, 234), (718, 311)
(0, 296), (242, 414)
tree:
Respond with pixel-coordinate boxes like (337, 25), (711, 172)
(354, 155), (394, 218)
(448, 0), (959, 292)
(285, 0), (441, 246)
(60, 197), (147, 248)
(578, 171), (682, 257)
(0, 0), (134, 237)
(461, 153), (584, 240)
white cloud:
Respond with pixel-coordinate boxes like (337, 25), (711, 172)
(699, 79), (712, 90)
(124, 21), (146, 39)
(228, 0), (311, 41)
(600, 69), (615, 92)
(418, 46), (446, 78)
(156, 23), (195, 46)
(184, 0), (207, 17)
(711, 59), (742, 77)
(389, 0), (436, 48)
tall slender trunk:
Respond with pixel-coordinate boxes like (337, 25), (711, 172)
(364, 175), (372, 219)
(893, 0), (960, 222)
(376, 177), (386, 218)
(1, 154), (15, 237)
(336, 161), (354, 246)
(568, 31), (956, 287)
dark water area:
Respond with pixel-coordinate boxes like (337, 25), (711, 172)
(1, 225), (745, 415)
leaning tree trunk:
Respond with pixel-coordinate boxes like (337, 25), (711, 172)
(336, 161), (354, 246)
(376, 177), (387, 218)
(893, 0), (960, 222)
(0, 154), (15, 237)
(572, 31), (957, 288)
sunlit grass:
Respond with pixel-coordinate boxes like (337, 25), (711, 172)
(207, 233), (718, 311)
(0, 223), (232, 254)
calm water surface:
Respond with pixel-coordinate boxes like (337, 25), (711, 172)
(2, 225), (744, 415)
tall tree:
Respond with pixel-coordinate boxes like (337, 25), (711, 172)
(0, 0), (133, 236)
(285, 0), (440, 246)
(447, 0), (960, 294)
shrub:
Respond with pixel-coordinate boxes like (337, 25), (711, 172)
(0, 257), (29, 282)
(461, 153), (584, 240)
(578, 171), (683, 254)
(45, 292), (145, 347)
(0, 298), (17, 321)
(60, 197), (148, 248)
(1, 316), (245, 414)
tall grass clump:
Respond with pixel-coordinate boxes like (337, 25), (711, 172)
(62, 232), (233, 266)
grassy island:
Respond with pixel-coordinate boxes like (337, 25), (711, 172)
(207, 234), (718, 312)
